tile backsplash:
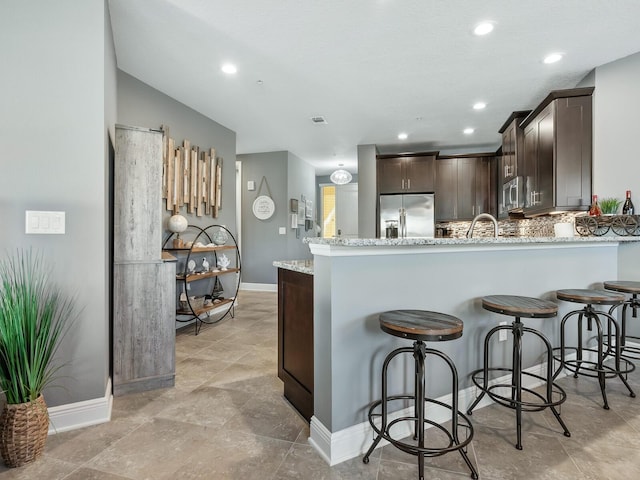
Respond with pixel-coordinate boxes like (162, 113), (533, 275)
(437, 213), (582, 238)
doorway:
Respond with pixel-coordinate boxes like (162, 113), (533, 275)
(320, 183), (358, 238)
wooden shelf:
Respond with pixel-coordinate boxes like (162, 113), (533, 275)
(176, 297), (235, 316)
(177, 267), (240, 283)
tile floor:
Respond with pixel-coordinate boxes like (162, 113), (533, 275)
(1, 290), (640, 479)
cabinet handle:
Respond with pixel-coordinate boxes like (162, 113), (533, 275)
(401, 179), (405, 189)
(530, 190), (540, 206)
(472, 205), (475, 215)
(407, 178), (411, 189)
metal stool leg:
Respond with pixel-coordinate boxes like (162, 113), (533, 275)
(600, 309), (636, 398)
(414, 342), (426, 480)
(430, 348), (478, 480)
(589, 310), (610, 409)
(536, 328), (571, 438)
(467, 324), (506, 415)
(575, 312), (584, 377)
(363, 347), (412, 462)
(513, 318), (523, 450)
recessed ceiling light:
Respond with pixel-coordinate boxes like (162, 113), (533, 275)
(473, 102), (487, 110)
(463, 128), (475, 135)
(543, 53), (563, 64)
(398, 133), (408, 140)
(473, 22), (494, 36)
(221, 63), (237, 74)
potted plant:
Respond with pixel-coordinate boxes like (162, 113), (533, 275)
(600, 197), (622, 215)
(0, 250), (76, 467)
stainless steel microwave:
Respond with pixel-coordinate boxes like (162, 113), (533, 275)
(502, 176), (525, 214)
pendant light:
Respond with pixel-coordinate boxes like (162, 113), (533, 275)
(330, 164), (352, 185)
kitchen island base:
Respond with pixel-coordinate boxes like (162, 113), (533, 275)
(305, 237), (640, 465)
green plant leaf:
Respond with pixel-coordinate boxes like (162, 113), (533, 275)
(599, 197), (622, 215)
(0, 249), (76, 404)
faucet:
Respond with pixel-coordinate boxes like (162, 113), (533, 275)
(466, 213), (499, 238)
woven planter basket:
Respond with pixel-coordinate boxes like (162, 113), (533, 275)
(0, 395), (49, 468)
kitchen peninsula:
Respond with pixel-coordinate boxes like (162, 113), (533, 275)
(299, 235), (640, 466)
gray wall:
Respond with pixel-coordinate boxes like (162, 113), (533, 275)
(117, 71), (237, 235)
(357, 144), (378, 238)
(593, 52), (640, 199)
(313, 244), (618, 431)
(117, 70), (239, 300)
(240, 152), (289, 285)
(287, 152), (317, 260)
(239, 151), (315, 285)
(0, 0), (113, 406)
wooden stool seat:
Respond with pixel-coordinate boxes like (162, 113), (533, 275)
(379, 310), (463, 342)
(603, 281), (640, 295)
(556, 289), (625, 305)
(482, 295), (558, 318)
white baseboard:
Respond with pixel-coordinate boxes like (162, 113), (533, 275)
(48, 377), (112, 435)
(240, 282), (277, 292)
(310, 361), (570, 466)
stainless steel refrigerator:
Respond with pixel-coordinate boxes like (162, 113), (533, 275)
(379, 193), (435, 238)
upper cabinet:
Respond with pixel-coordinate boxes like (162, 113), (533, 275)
(377, 154), (436, 194)
(435, 155), (497, 221)
(521, 87), (593, 216)
(499, 111), (530, 183)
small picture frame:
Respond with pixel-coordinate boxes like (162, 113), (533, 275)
(298, 195), (306, 225)
(290, 198), (299, 213)
(305, 199), (313, 219)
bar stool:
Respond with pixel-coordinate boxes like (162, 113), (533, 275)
(467, 295), (570, 450)
(604, 281), (640, 360)
(363, 310), (478, 480)
(554, 289), (635, 410)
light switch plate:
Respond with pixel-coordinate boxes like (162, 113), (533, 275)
(247, 180), (256, 191)
(499, 321), (508, 341)
(279, 227), (286, 235)
(25, 211), (65, 234)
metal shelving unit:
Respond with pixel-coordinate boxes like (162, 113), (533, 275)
(163, 224), (241, 334)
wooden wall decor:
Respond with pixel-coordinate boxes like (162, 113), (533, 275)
(160, 125), (223, 218)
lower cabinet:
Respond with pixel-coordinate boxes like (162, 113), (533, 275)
(277, 268), (313, 421)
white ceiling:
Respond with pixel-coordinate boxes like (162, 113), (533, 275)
(108, 0), (640, 175)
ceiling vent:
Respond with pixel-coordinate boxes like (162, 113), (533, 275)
(310, 116), (327, 124)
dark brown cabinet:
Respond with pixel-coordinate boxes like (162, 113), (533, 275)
(278, 268), (313, 421)
(521, 88), (593, 216)
(377, 154), (436, 194)
(435, 156), (496, 221)
(499, 111), (530, 183)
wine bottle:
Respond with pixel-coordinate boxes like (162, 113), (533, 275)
(622, 190), (635, 215)
(589, 194), (602, 216)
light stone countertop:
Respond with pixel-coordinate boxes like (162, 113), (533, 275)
(273, 259), (314, 275)
(304, 235), (640, 247)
